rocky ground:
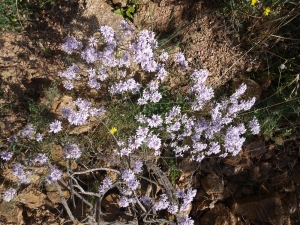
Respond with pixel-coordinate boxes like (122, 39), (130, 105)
(0, 0), (300, 224)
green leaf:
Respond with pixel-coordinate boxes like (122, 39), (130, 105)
(114, 8), (124, 16)
(125, 6), (135, 19)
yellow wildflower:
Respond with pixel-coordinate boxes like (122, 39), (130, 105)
(264, 7), (271, 16)
(109, 127), (117, 135)
(251, 0), (257, 6)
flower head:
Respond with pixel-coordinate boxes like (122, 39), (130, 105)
(2, 188), (16, 202)
(264, 7), (271, 16)
(0, 150), (13, 161)
(31, 153), (48, 165)
(49, 120), (62, 133)
(98, 177), (113, 193)
(251, 0), (257, 6)
(63, 143), (82, 159)
(47, 167), (63, 183)
(21, 124), (35, 138)
(62, 37), (83, 54)
(110, 127), (117, 135)
(249, 117), (260, 135)
(36, 133), (43, 142)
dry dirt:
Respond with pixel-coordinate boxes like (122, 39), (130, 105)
(0, 0), (300, 224)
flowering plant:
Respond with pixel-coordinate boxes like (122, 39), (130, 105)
(0, 20), (259, 224)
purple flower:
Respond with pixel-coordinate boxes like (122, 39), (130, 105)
(13, 163), (29, 184)
(49, 120), (62, 133)
(67, 111), (89, 126)
(137, 98), (147, 105)
(148, 81), (159, 91)
(116, 148), (132, 157)
(147, 115), (163, 128)
(177, 215), (194, 225)
(149, 91), (162, 103)
(99, 25), (116, 45)
(109, 79), (141, 95)
(223, 124), (246, 156)
(119, 196), (130, 207)
(230, 83), (247, 101)
(122, 169), (135, 182)
(0, 150), (13, 161)
(174, 52), (188, 69)
(208, 142), (221, 155)
(119, 20), (135, 35)
(63, 80), (74, 90)
(249, 117), (260, 135)
(180, 188), (197, 212)
(81, 46), (98, 64)
(156, 66), (167, 80)
(98, 66), (108, 81)
(133, 161), (143, 174)
(62, 37), (83, 54)
(58, 64), (80, 80)
(2, 188), (16, 202)
(174, 52), (185, 63)
(167, 203), (178, 214)
(88, 37), (98, 47)
(189, 84), (214, 111)
(89, 107), (106, 117)
(140, 195), (152, 206)
(126, 179), (140, 190)
(21, 124), (35, 138)
(47, 167), (63, 183)
(74, 98), (91, 110)
(61, 106), (73, 118)
(136, 126), (149, 138)
(98, 177), (113, 193)
(87, 68), (96, 76)
(119, 52), (131, 67)
(175, 189), (186, 199)
(7, 134), (18, 143)
(121, 169), (139, 190)
(159, 51), (168, 62)
(153, 194), (170, 211)
(62, 143), (82, 159)
(31, 153), (48, 165)
(146, 134), (161, 151)
(131, 30), (158, 72)
(88, 77), (101, 89)
(36, 133), (43, 142)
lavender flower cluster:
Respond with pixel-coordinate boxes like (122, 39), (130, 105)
(2, 188), (16, 202)
(60, 98), (105, 126)
(56, 22), (259, 223)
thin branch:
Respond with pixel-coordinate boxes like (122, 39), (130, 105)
(71, 168), (121, 176)
(54, 180), (78, 224)
(59, 179), (93, 208)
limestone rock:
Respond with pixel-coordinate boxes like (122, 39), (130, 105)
(0, 201), (24, 224)
(50, 95), (75, 117)
(229, 193), (291, 225)
(17, 190), (46, 209)
(46, 174), (70, 204)
(101, 193), (120, 221)
(201, 173), (224, 195)
(200, 203), (237, 225)
(49, 143), (77, 169)
(231, 77), (262, 100)
(244, 139), (267, 159)
(222, 152), (242, 166)
(111, 0), (127, 8)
